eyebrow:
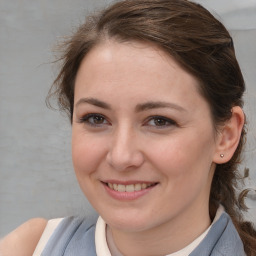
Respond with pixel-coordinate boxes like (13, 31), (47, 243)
(135, 101), (186, 112)
(75, 97), (186, 112)
(75, 97), (111, 109)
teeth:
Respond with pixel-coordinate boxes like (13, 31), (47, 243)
(113, 184), (118, 191)
(118, 184), (126, 192)
(107, 183), (154, 192)
(134, 184), (141, 191)
(126, 184), (134, 192)
(142, 183), (147, 189)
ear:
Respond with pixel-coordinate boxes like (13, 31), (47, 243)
(213, 106), (245, 164)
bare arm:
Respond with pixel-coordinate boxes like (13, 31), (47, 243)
(0, 218), (47, 256)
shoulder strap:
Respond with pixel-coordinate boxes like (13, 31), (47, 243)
(33, 218), (63, 256)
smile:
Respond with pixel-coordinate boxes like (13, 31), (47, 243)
(106, 182), (156, 192)
(102, 181), (158, 200)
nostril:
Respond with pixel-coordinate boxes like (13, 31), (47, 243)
(106, 149), (144, 171)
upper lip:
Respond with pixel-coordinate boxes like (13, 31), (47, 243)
(102, 180), (158, 185)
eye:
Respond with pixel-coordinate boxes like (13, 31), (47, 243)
(146, 116), (177, 128)
(79, 113), (110, 127)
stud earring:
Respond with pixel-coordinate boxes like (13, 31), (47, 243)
(220, 154), (224, 158)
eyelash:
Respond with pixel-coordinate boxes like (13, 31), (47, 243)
(145, 116), (177, 128)
(78, 114), (177, 129)
(79, 113), (109, 127)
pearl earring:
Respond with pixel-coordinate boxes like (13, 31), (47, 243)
(220, 154), (224, 158)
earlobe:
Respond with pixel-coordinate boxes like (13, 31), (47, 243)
(213, 106), (245, 164)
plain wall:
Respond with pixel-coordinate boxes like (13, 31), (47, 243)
(1, 0), (255, 237)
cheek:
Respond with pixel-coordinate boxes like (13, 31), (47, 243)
(149, 131), (215, 179)
(149, 134), (215, 211)
(72, 132), (104, 177)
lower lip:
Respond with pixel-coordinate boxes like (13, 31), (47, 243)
(103, 183), (156, 201)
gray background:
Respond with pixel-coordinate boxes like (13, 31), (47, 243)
(0, 0), (255, 237)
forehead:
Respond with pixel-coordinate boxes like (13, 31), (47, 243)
(76, 40), (197, 86)
(74, 40), (208, 113)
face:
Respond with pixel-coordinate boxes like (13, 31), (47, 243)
(72, 40), (219, 234)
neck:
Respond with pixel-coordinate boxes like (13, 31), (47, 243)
(109, 203), (211, 256)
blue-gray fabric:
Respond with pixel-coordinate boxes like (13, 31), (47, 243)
(41, 215), (98, 256)
(42, 212), (245, 256)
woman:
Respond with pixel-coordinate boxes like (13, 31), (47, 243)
(1, 0), (255, 255)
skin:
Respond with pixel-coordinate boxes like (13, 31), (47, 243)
(71, 40), (242, 255)
(0, 40), (244, 256)
(0, 218), (47, 256)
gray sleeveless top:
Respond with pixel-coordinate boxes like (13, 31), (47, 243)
(41, 212), (245, 256)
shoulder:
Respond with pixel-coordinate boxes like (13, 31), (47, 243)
(54, 215), (98, 232)
(190, 211), (246, 256)
(213, 212), (246, 255)
(40, 215), (98, 255)
(0, 218), (47, 256)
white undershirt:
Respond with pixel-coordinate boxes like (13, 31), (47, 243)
(95, 206), (224, 256)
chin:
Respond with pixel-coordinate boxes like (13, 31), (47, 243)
(99, 209), (157, 233)
(109, 218), (149, 232)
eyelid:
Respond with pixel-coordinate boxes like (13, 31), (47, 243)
(78, 113), (110, 127)
(144, 115), (177, 128)
(77, 113), (177, 129)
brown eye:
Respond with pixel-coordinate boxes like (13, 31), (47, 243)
(154, 118), (167, 126)
(92, 115), (105, 124)
(146, 116), (177, 128)
(79, 113), (109, 127)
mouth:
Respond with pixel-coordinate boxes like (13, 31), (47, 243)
(103, 182), (157, 192)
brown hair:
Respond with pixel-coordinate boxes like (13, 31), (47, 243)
(49, 0), (256, 254)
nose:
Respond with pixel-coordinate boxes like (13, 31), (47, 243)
(106, 126), (144, 171)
